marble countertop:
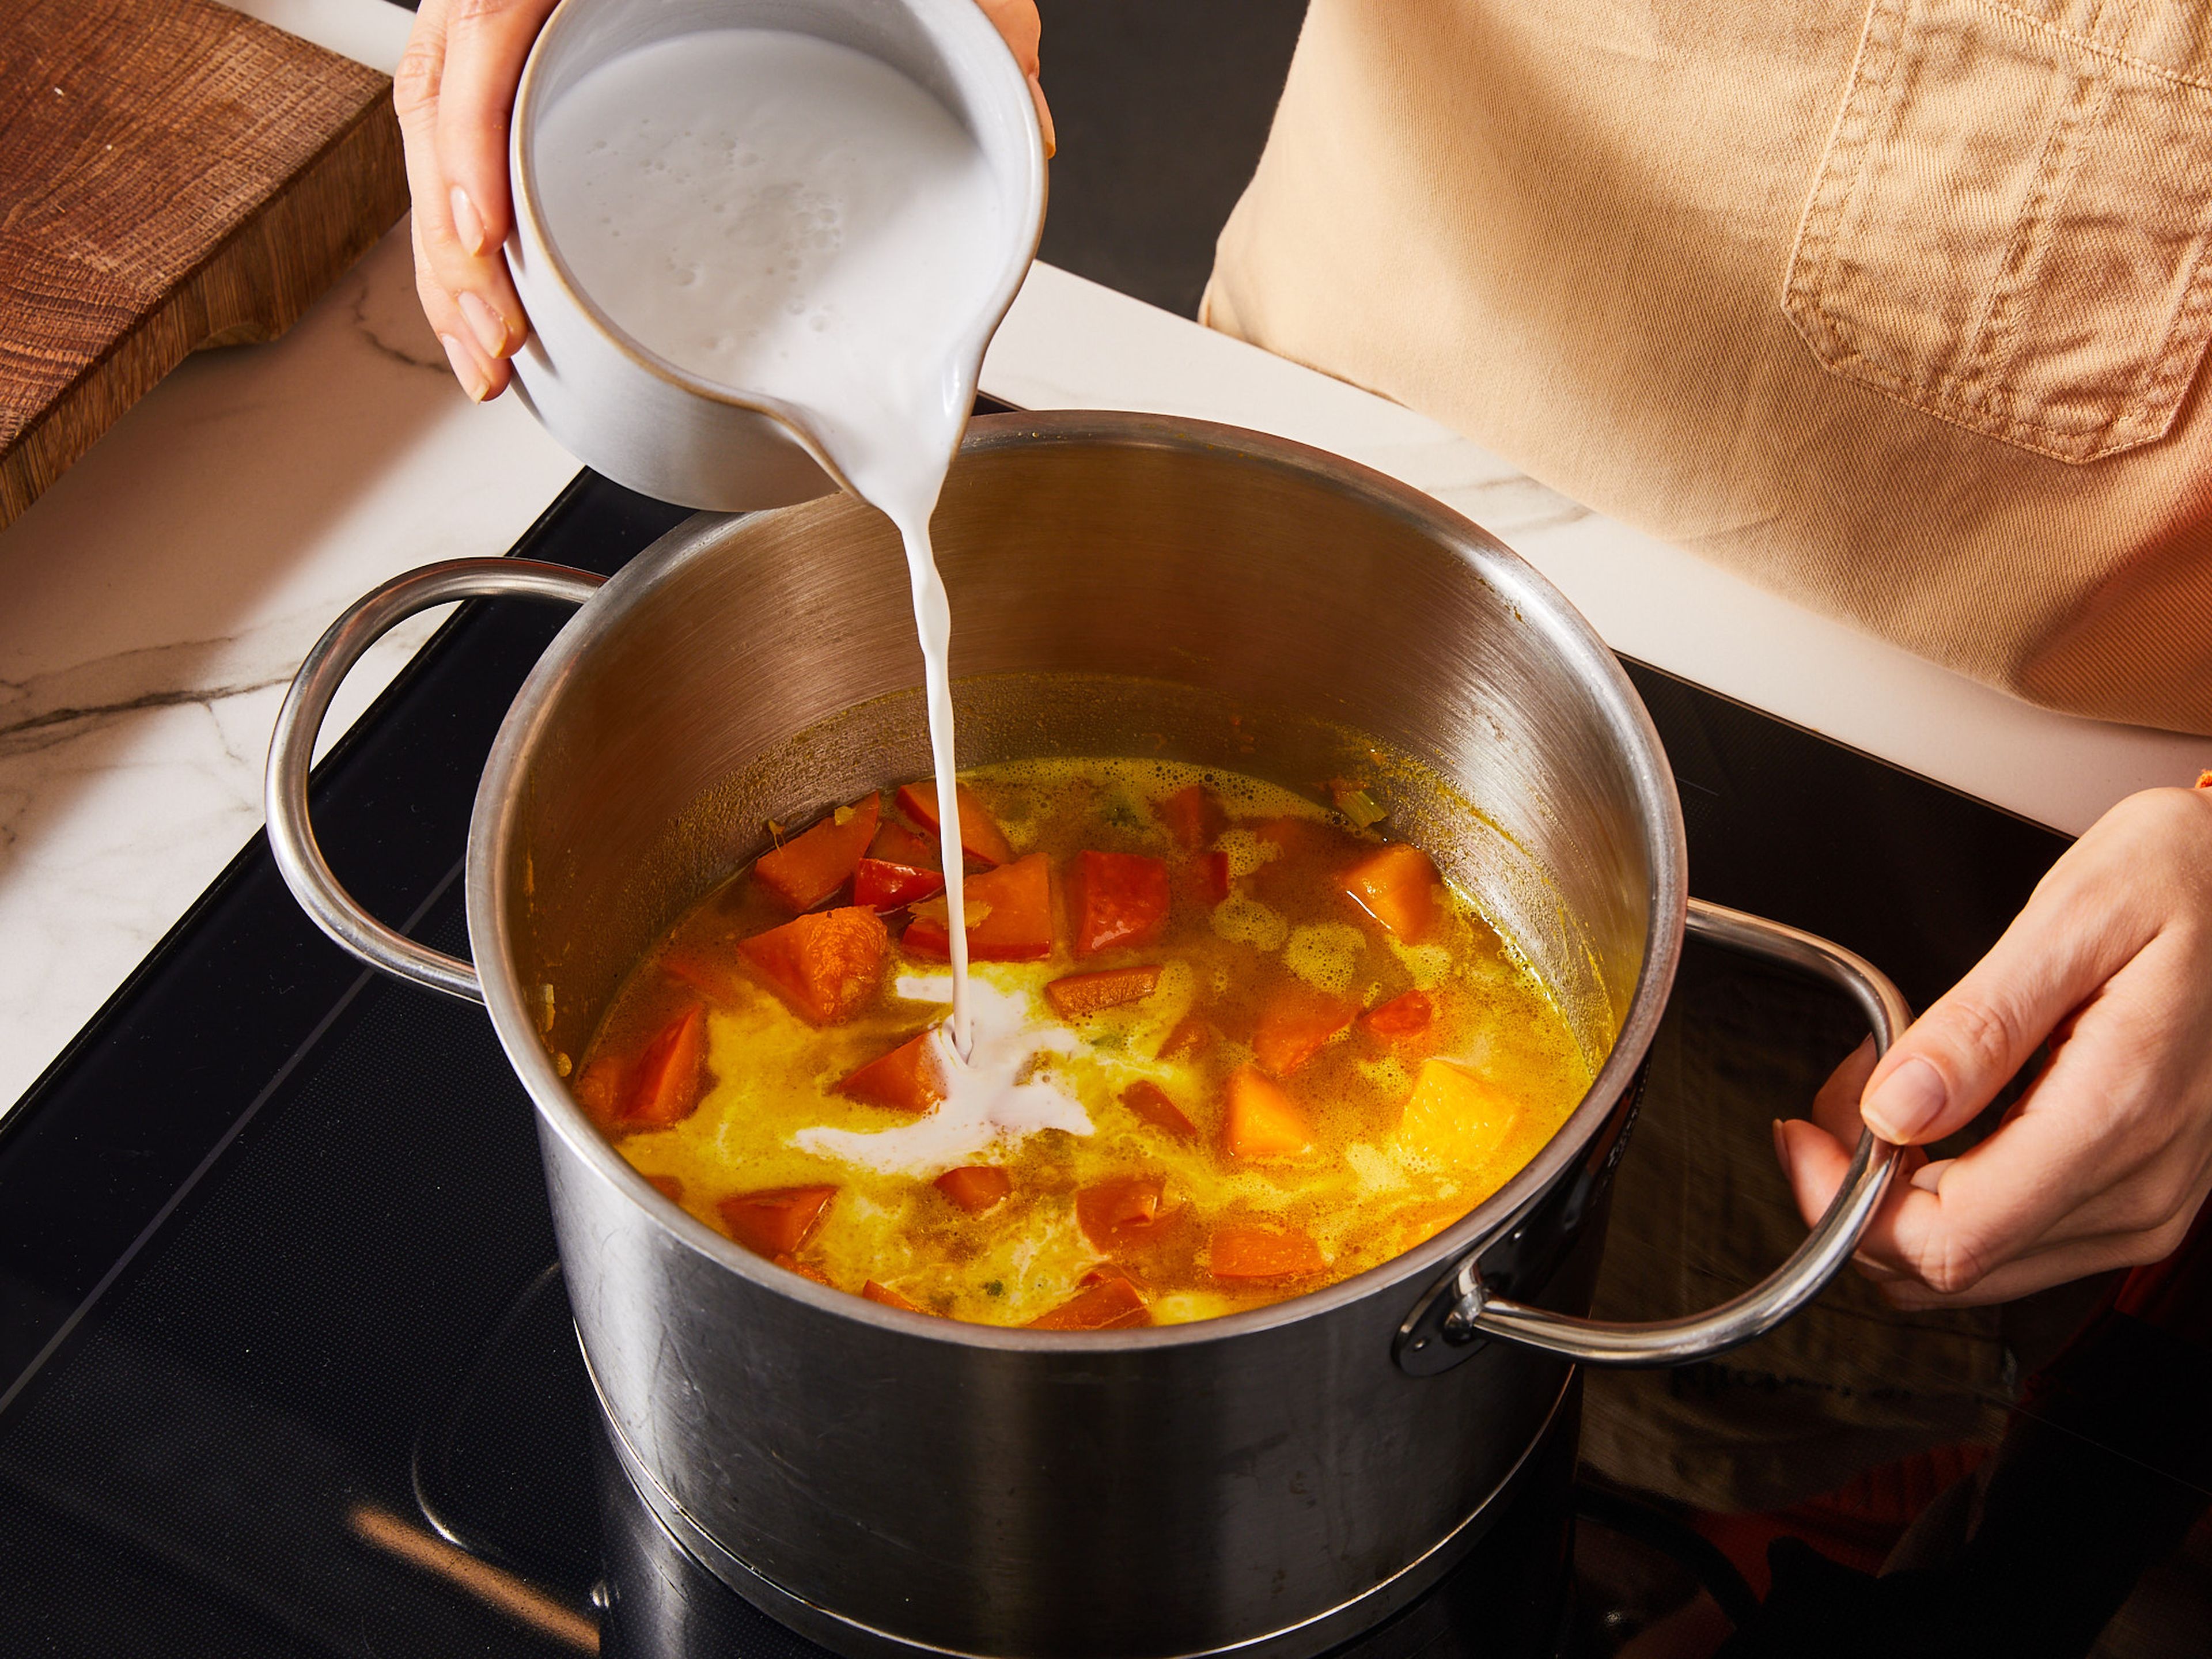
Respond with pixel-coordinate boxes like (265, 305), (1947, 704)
(2, 0), (2202, 1119)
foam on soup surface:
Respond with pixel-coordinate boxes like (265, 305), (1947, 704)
(574, 759), (1589, 1328)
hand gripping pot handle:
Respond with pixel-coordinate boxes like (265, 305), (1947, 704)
(264, 559), (605, 1003)
(1396, 900), (1910, 1373)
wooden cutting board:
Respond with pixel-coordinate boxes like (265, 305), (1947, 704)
(0, 0), (409, 529)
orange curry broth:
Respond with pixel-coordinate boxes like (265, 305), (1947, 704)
(572, 758), (1590, 1329)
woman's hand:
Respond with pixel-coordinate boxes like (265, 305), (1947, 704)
(393, 0), (1051, 404)
(1775, 783), (2212, 1308)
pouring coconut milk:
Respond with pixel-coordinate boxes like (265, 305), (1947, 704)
(533, 27), (1021, 1080)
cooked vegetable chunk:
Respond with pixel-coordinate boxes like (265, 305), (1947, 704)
(869, 821), (942, 870)
(739, 907), (887, 1023)
(1045, 964), (1162, 1018)
(896, 779), (1014, 866)
(901, 853), (1053, 961)
(1343, 843), (1440, 940)
(838, 1031), (946, 1113)
(720, 1185), (837, 1256)
(1077, 1175), (1174, 1251)
(1156, 1012), (1215, 1061)
(1359, 988), (1434, 1041)
(1196, 850), (1232, 905)
(619, 1003), (709, 1128)
(1399, 1060), (1520, 1166)
(854, 857), (945, 912)
(1027, 1275), (1151, 1330)
(1157, 783), (1225, 851)
(1252, 984), (1357, 1076)
(935, 1165), (1012, 1213)
(853, 820), (946, 912)
(1221, 1066), (1313, 1161)
(1120, 1079), (1198, 1140)
(862, 1279), (926, 1312)
(755, 794), (880, 911)
(1209, 1224), (1325, 1280)
(1067, 850), (1171, 956)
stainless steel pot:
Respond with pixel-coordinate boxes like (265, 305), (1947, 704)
(266, 413), (1905, 1658)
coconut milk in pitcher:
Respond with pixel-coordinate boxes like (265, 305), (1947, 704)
(531, 20), (1036, 1067)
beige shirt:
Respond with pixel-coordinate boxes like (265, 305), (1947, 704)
(1203, 0), (2212, 737)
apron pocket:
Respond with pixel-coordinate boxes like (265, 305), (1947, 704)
(1783, 0), (2212, 463)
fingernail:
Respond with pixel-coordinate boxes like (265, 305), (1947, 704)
(1770, 1118), (1793, 1176)
(450, 185), (487, 256)
(457, 290), (510, 359)
(1864, 1056), (1946, 1142)
(439, 332), (488, 402)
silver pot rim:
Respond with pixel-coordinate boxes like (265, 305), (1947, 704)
(466, 410), (1690, 1351)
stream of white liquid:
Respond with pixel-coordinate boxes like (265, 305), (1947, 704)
(537, 28), (1016, 1059)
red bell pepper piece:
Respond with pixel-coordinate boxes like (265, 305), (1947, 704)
(853, 858), (946, 912)
(1196, 850), (1232, 905)
(1120, 1079), (1198, 1141)
(753, 794), (880, 912)
(1156, 1011), (1215, 1062)
(738, 907), (887, 1024)
(869, 821), (942, 869)
(1044, 964), (1162, 1018)
(1027, 1275), (1151, 1330)
(934, 1165), (1012, 1214)
(1343, 843), (1440, 940)
(1157, 783), (1226, 851)
(854, 821), (946, 911)
(895, 779), (1014, 867)
(619, 1003), (709, 1128)
(1076, 1175), (1176, 1252)
(1252, 983), (1357, 1077)
(1209, 1224), (1325, 1281)
(1359, 988), (1434, 1040)
(836, 1031), (946, 1113)
(719, 1185), (836, 1256)
(1067, 850), (1171, 956)
(900, 853), (1054, 961)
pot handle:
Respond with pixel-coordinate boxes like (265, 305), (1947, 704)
(263, 559), (606, 1003)
(1396, 898), (1908, 1372)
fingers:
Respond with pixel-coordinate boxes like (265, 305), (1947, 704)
(434, 0), (562, 255)
(393, 0), (545, 400)
(974, 0), (1055, 156)
(1774, 789), (2212, 1305)
(1876, 1223), (2196, 1310)
(408, 213), (499, 402)
(1856, 858), (2143, 1147)
(1809, 1036), (1877, 1145)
